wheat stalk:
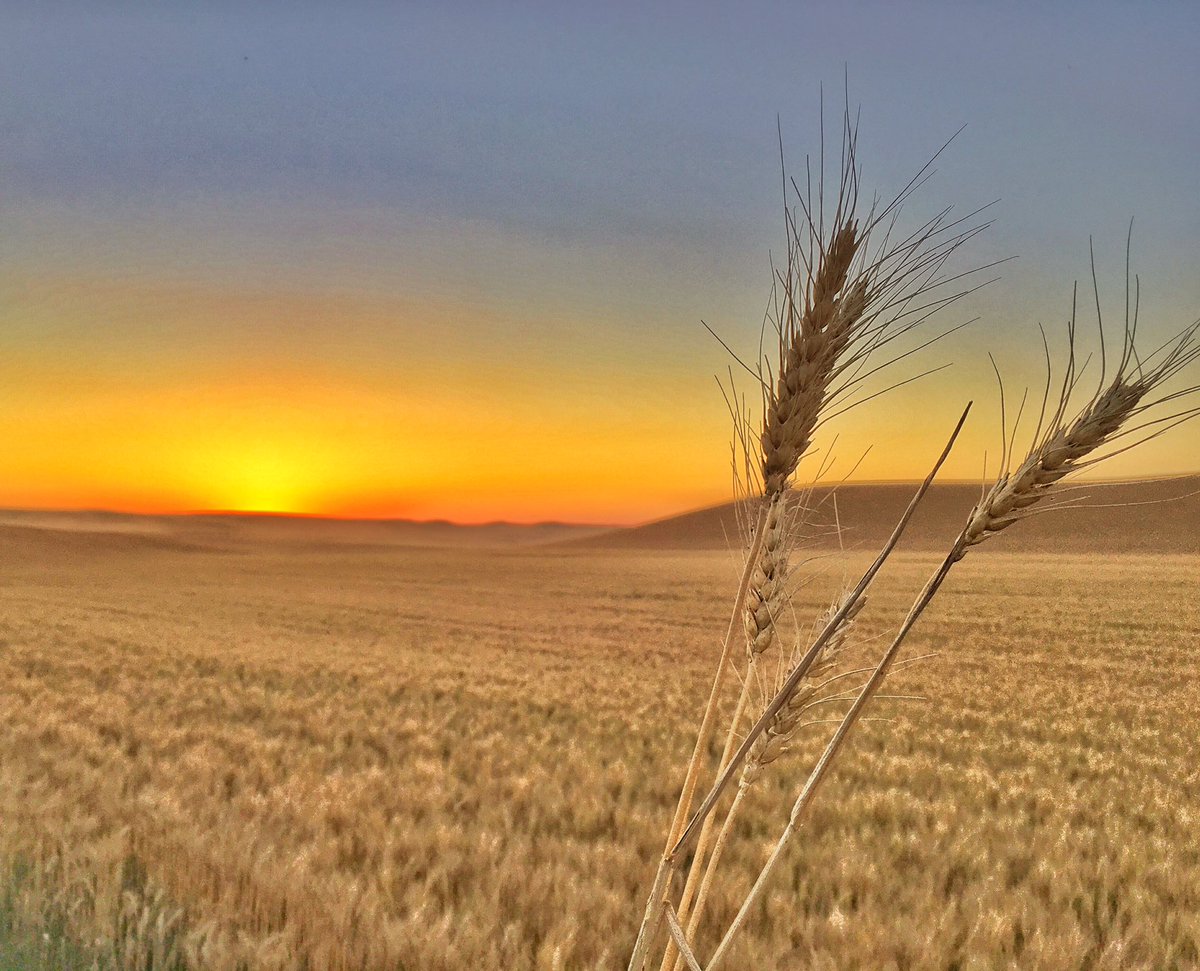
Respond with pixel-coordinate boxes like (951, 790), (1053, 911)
(640, 110), (872, 971)
(962, 324), (1200, 553)
(741, 592), (865, 785)
(660, 234), (868, 971)
(704, 288), (1200, 969)
(634, 97), (992, 970)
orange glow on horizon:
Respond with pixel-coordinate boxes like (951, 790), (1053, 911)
(0, 358), (732, 526)
(5, 359), (1199, 525)
(5, 274), (1199, 526)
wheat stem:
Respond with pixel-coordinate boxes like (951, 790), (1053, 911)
(676, 782), (748, 964)
(626, 502), (769, 971)
(706, 541), (962, 970)
(663, 904), (703, 971)
(670, 403), (971, 865)
(658, 674), (752, 971)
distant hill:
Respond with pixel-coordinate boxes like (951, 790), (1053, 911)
(168, 513), (610, 550)
(3, 477), (1197, 558)
(569, 476), (1200, 556)
(0, 509), (609, 554)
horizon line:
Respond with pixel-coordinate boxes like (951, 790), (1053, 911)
(2, 472), (1196, 530)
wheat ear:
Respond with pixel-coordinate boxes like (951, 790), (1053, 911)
(657, 133), (873, 971)
(962, 371), (1196, 551)
(675, 591), (865, 954)
(761, 228), (863, 497)
(706, 302), (1200, 969)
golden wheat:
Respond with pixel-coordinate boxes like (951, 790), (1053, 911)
(694, 309), (1200, 968)
(742, 592), (865, 785)
(3, 541), (1200, 968)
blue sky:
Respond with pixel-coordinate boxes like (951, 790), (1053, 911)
(1, 2), (1198, 519)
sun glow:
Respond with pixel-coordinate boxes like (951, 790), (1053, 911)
(0, 339), (735, 524)
(10, 274), (1194, 526)
(204, 450), (313, 514)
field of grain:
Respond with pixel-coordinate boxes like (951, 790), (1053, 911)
(2, 523), (1199, 969)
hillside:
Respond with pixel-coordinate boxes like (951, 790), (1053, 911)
(3, 477), (1197, 558)
(0, 509), (608, 555)
(570, 476), (1200, 556)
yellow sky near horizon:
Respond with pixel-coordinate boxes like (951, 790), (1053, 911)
(4, 267), (1198, 525)
(2, 272), (731, 523)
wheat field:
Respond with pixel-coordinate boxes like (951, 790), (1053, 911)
(1, 519), (1198, 970)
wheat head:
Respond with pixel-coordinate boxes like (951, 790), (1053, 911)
(741, 593), (865, 786)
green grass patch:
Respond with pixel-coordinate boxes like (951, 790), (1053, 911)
(0, 854), (190, 971)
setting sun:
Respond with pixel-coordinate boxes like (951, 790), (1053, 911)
(201, 449), (313, 514)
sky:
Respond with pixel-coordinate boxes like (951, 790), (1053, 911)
(2, 1), (1198, 524)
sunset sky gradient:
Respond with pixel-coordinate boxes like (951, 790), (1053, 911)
(2, 2), (1198, 523)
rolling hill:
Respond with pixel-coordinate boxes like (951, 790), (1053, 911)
(568, 476), (1200, 556)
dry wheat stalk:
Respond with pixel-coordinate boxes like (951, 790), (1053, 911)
(741, 592), (865, 786)
(639, 116), (873, 971)
(703, 291), (1200, 969)
(663, 126), (891, 971)
(961, 320), (1200, 553)
(633, 98), (992, 971)
(682, 190), (975, 889)
(662, 273), (869, 971)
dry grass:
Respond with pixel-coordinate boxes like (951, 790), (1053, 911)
(2, 534), (1199, 968)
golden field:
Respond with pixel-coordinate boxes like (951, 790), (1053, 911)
(1, 497), (1199, 970)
